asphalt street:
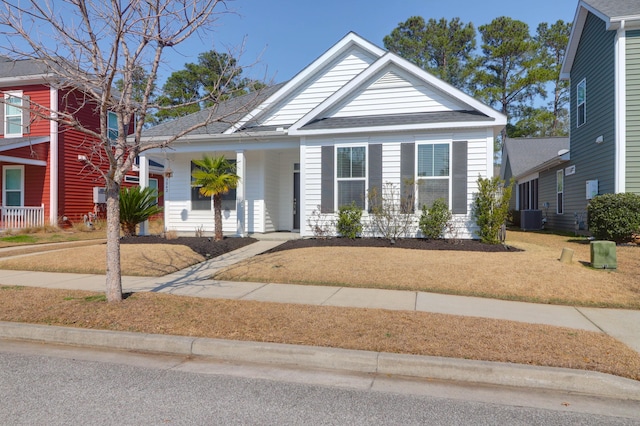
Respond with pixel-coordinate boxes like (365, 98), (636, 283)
(2, 340), (639, 425)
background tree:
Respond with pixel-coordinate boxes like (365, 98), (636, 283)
(155, 50), (263, 123)
(535, 20), (572, 136)
(473, 17), (547, 144)
(191, 155), (240, 241)
(0, 0), (255, 302)
(383, 16), (476, 88)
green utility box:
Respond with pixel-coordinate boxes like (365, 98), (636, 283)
(590, 241), (617, 269)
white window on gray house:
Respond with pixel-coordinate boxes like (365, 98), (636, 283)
(556, 170), (564, 214)
(4, 93), (23, 137)
(336, 146), (366, 209)
(190, 160), (236, 211)
(577, 79), (586, 127)
(417, 143), (450, 208)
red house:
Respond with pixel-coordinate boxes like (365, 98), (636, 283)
(0, 57), (164, 229)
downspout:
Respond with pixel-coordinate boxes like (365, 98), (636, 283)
(615, 20), (626, 193)
(49, 87), (58, 225)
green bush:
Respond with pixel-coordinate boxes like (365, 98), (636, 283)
(419, 198), (452, 239)
(120, 186), (163, 237)
(587, 193), (640, 243)
(336, 202), (362, 239)
(472, 176), (513, 244)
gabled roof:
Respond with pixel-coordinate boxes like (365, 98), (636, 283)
(501, 137), (570, 180)
(143, 32), (505, 141)
(561, 0), (640, 78)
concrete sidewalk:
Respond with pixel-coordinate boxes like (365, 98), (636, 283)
(1, 238), (640, 399)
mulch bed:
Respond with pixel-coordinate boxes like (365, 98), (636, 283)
(120, 236), (257, 259)
(263, 237), (521, 254)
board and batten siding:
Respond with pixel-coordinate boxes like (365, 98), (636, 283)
(259, 48), (377, 127)
(300, 130), (490, 238)
(626, 30), (640, 193)
(330, 70), (467, 118)
(559, 12), (617, 232)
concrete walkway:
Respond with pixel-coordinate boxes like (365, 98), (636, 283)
(1, 238), (640, 399)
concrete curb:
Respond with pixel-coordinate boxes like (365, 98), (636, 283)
(1, 321), (639, 401)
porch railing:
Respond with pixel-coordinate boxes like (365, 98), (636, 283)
(0, 204), (45, 230)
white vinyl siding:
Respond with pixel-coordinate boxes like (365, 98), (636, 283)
(331, 70), (466, 118)
(259, 49), (376, 126)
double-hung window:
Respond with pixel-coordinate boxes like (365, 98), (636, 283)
(417, 143), (450, 208)
(577, 79), (586, 127)
(4, 92), (23, 137)
(336, 146), (366, 209)
(3, 166), (23, 207)
(191, 160), (237, 211)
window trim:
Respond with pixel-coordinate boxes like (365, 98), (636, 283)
(577, 78), (586, 128)
(190, 159), (237, 211)
(556, 170), (564, 215)
(415, 141), (451, 209)
(335, 145), (367, 210)
(3, 165), (24, 207)
(108, 111), (118, 141)
(4, 91), (23, 138)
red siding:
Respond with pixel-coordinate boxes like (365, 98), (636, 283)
(0, 84), (51, 137)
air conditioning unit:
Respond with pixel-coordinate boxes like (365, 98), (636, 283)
(521, 210), (543, 231)
(93, 187), (106, 204)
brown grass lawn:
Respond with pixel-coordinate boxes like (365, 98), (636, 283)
(215, 230), (640, 309)
(1, 229), (640, 380)
(1, 285), (639, 381)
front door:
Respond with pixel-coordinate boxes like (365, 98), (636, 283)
(293, 164), (300, 230)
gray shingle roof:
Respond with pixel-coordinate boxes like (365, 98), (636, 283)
(0, 58), (50, 78)
(583, 0), (640, 19)
(301, 110), (493, 131)
(142, 83), (286, 138)
(503, 137), (570, 178)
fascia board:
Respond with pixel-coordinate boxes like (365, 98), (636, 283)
(0, 154), (47, 166)
(561, 4), (590, 79)
(0, 74), (52, 86)
(290, 53), (506, 133)
(224, 32), (385, 135)
(289, 120), (504, 137)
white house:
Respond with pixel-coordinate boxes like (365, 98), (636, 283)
(140, 32), (506, 238)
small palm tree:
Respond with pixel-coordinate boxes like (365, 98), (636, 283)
(191, 154), (240, 241)
(119, 186), (163, 237)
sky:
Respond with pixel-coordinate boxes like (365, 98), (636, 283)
(163, 0), (580, 84)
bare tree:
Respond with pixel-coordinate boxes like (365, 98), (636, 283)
(0, 0), (248, 302)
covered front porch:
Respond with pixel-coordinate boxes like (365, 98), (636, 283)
(140, 143), (300, 237)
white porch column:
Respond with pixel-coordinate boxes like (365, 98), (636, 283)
(49, 88), (58, 225)
(236, 150), (246, 237)
(138, 154), (149, 235)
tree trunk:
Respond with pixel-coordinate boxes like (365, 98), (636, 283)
(213, 193), (223, 241)
(105, 181), (123, 302)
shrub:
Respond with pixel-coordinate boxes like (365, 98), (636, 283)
(306, 205), (333, 238)
(367, 181), (416, 241)
(472, 176), (513, 244)
(336, 202), (363, 239)
(419, 198), (452, 239)
(587, 193), (640, 243)
(119, 186), (163, 237)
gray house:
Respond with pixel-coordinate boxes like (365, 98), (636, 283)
(500, 137), (570, 229)
(554, 0), (640, 232)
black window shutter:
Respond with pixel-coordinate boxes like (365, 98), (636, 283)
(368, 144), (382, 209)
(400, 142), (415, 211)
(321, 146), (334, 213)
(452, 141), (468, 214)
